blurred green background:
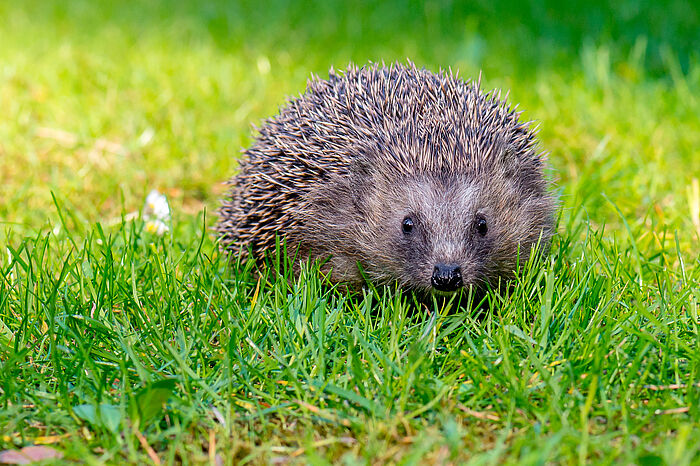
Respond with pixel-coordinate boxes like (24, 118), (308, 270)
(0, 0), (698, 255)
(1, 2), (699, 462)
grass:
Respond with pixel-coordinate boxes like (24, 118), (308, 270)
(1, 0), (699, 463)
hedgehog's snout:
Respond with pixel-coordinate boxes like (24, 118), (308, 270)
(431, 263), (463, 292)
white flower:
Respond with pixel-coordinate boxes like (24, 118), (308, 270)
(143, 190), (170, 235)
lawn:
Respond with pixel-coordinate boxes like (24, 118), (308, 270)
(1, 0), (699, 463)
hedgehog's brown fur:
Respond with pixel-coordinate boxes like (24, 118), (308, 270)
(217, 62), (556, 293)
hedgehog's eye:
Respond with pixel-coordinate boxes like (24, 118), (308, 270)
(402, 217), (414, 234)
(475, 217), (488, 236)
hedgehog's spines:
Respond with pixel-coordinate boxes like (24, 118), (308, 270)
(217, 61), (555, 288)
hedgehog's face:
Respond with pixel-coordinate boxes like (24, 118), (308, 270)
(361, 171), (554, 294)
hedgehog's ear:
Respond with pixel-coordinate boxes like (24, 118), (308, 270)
(350, 155), (373, 179)
(348, 155), (374, 211)
(499, 145), (523, 178)
(308, 153), (373, 217)
(497, 144), (549, 197)
(497, 144), (541, 178)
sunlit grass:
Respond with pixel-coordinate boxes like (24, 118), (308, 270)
(1, 0), (699, 463)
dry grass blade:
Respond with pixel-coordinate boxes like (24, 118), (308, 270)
(134, 429), (161, 465)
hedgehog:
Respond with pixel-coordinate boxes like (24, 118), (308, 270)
(216, 62), (556, 294)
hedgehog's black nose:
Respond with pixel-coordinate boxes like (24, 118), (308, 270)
(431, 264), (463, 292)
